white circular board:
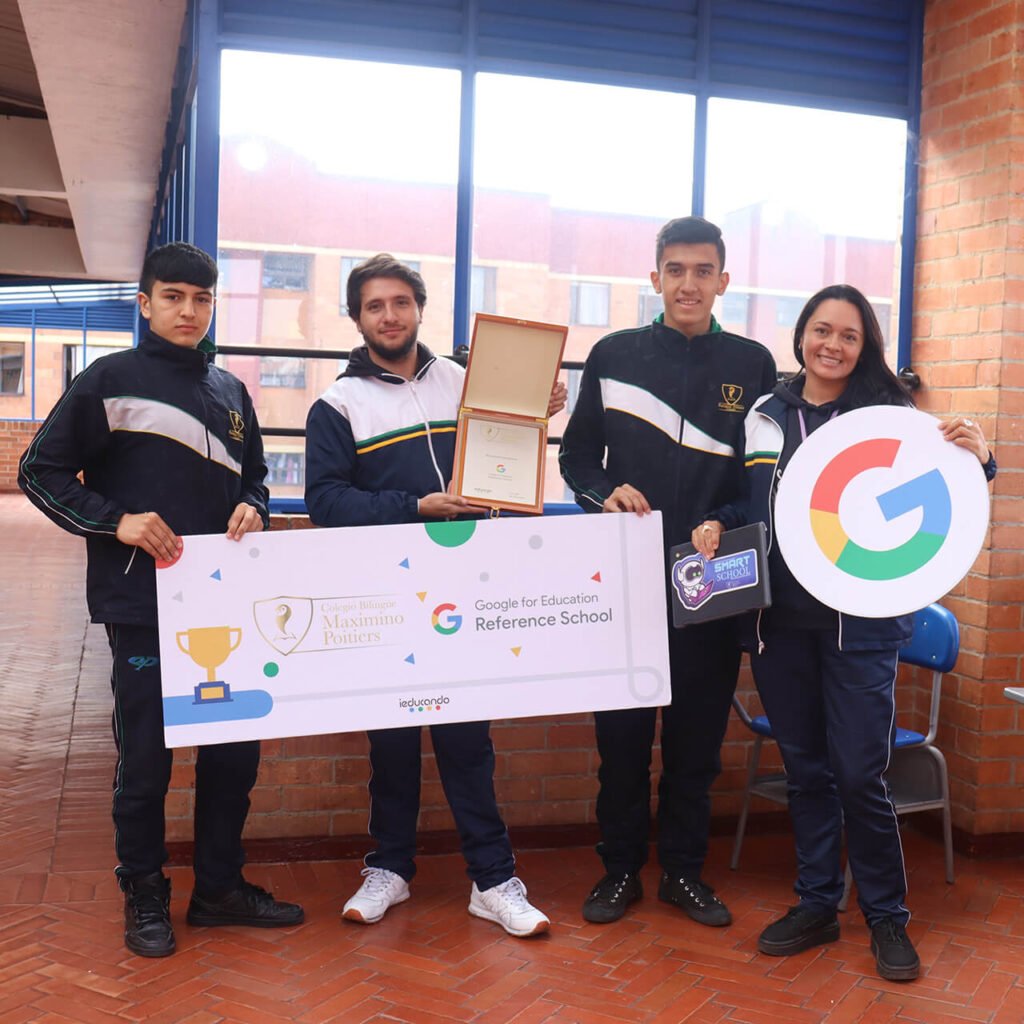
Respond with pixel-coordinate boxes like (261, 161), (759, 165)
(774, 406), (990, 618)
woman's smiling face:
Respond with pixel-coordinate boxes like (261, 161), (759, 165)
(799, 298), (864, 391)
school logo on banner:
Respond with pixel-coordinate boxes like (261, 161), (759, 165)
(253, 597), (313, 654)
(774, 407), (990, 618)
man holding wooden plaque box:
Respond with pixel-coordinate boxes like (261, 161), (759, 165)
(305, 254), (565, 937)
(560, 217), (777, 928)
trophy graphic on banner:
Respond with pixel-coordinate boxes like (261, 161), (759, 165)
(176, 626), (242, 705)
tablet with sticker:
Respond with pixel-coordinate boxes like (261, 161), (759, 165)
(669, 523), (771, 627)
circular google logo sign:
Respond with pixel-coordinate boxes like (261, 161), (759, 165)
(775, 407), (990, 617)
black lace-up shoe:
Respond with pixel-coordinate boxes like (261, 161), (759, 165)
(582, 872), (643, 923)
(187, 880), (304, 928)
(871, 917), (920, 981)
(757, 905), (840, 956)
(658, 874), (732, 927)
(122, 872), (175, 957)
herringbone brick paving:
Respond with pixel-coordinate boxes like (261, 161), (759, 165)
(1, 493), (1023, 1023)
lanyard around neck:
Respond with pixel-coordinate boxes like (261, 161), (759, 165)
(797, 407), (838, 442)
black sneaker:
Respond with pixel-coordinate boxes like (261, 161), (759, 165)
(187, 880), (305, 928)
(658, 874), (732, 927)
(870, 917), (920, 981)
(122, 872), (175, 958)
(582, 872), (643, 923)
(758, 905), (839, 956)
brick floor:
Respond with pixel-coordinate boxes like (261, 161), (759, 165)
(2, 492), (1023, 1023)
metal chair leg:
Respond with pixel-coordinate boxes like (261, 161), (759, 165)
(933, 748), (955, 884)
(731, 735), (763, 870)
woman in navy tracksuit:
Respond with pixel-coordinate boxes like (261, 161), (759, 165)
(692, 285), (996, 982)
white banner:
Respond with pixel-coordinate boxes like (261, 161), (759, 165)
(156, 513), (670, 746)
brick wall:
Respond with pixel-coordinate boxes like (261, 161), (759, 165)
(0, 420), (36, 491)
(913, 0), (1024, 835)
(164, 687), (783, 848)
(165, 717), (607, 847)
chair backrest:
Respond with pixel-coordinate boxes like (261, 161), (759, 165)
(897, 602), (960, 745)
(900, 603), (960, 674)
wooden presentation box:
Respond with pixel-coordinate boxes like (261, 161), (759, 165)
(452, 313), (568, 516)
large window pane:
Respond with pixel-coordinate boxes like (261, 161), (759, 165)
(0, 325), (133, 421)
(473, 74), (694, 501)
(473, 74), (695, 364)
(265, 447), (306, 494)
(0, 341), (25, 395)
(217, 50), (461, 444)
(705, 99), (906, 372)
(0, 330), (32, 419)
(471, 265), (497, 317)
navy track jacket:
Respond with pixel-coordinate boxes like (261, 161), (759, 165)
(559, 316), (777, 549)
(18, 330), (269, 625)
(304, 344), (464, 527)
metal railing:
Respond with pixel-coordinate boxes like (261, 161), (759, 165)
(216, 343), (586, 444)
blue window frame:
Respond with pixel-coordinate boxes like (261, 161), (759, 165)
(155, 0), (923, 377)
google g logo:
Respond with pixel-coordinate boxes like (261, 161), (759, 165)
(776, 407), (990, 618)
(431, 602), (462, 635)
(810, 439), (950, 580)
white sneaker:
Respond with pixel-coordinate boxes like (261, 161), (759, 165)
(469, 877), (550, 937)
(342, 867), (410, 924)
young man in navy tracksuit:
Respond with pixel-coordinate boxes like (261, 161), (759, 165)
(19, 242), (303, 957)
(305, 253), (560, 937)
(559, 217), (777, 928)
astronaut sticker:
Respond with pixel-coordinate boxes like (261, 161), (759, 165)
(671, 548), (760, 612)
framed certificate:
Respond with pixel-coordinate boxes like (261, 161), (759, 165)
(452, 314), (568, 515)
(459, 414), (546, 509)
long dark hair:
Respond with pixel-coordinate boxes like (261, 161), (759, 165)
(792, 284), (910, 407)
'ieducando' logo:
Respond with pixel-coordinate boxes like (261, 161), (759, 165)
(399, 695), (451, 713)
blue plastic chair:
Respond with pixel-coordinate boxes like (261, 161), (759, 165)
(730, 603), (959, 894)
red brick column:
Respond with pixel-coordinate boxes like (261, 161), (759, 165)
(914, 0), (1023, 840)
(0, 420), (37, 490)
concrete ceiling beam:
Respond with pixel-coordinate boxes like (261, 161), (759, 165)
(16, 0), (187, 279)
(0, 223), (86, 276)
(0, 116), (65, 198)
